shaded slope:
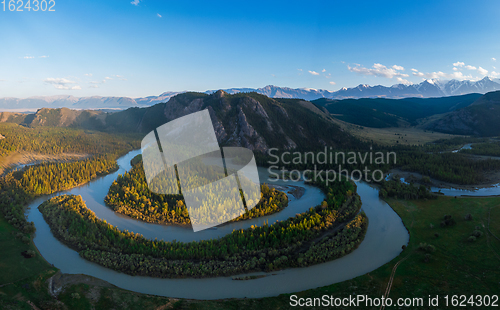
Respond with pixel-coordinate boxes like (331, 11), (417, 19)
(313, 93), (482, 128)
(425, 91), (500, 136)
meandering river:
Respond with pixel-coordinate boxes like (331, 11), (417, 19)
(26, 150), (411, 299)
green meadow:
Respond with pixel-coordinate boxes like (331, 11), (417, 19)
(1, 195), (499, 309)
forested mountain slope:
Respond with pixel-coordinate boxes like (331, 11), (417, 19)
(312, 93), (482, 128)
(108, 91), (359, 152)
(425, 91), (500, 136)
(0, 91), (358, 152)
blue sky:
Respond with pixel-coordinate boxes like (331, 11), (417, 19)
(0, 0), (499, 98)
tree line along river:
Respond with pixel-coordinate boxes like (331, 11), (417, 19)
(26, 149), (411, 299)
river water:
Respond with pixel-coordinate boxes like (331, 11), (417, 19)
(431, 185), (500, 196)
(26, 150), (410, 299)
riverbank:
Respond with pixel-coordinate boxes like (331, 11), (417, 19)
(388, 143), (500, 191)
(4, 193), (498, 309)
(0, 147), (408, 306)
(14, 149), (408, 299)
(388, 168), (500, 191)
(38, 181), (365, 279)
(181, 195), (500, 309)
(268, 184), (305, 199)
(0, 215), (56, 285)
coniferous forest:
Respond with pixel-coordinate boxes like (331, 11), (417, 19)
(1, 97), (499, 308)
(0, 156), (123, 234)
(105, 160), (288, 225)
(378, 179), (436, 200)
(19, 156), (118, 195)
(39, 174), (367, 278)
(0, 123), (140, 157)
(257, 146), (500, 185)
(0, 125), (140, 235)
(3, 3), (500, 308)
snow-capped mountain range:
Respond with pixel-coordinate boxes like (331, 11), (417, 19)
(1, 77), (499, 111)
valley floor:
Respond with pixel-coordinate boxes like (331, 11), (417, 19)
(165, 195), (500, 309)
(329, 117), (466, 146)
(389, 164), (500, 191)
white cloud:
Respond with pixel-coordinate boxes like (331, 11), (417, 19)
(477, 66), (488, 75)
(491, 71), (499, 78)
(396, 77), (412, 85)
(411, 69), (473, 80)
(109, 74), (127, 80)
(308, 70), (320, 76)
(44, 77), (81, 90)
(411, 68), (418, 72)
(322, 69), (326, 72)
(297, 69), (303, 71)
(157, 13), (162, 18)
(450, 62), (490, 77)
(493, 58), (497, 62)
(347, 63), (408, 79)
(89, 85), (99, 88)
(131, 0), (140, 5)
(52, 85), (81, 90)
(22, 55), (49, 59)
(329, 81), (336, 85)
(88, 75), (126, 84)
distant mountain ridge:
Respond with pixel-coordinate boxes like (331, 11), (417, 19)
(1, 77), (499, 110)
(219, 77), (500, 100)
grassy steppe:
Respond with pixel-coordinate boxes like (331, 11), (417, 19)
(0, 215), (56, 285)
(0, 214), (173, 309)
(1, 196), (499, 309)
(319, 113), (467, 146)
(182, 196), (500, 309)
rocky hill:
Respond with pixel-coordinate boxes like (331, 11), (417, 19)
(107, 90), (355, 152)
(0, 91), (357, 152)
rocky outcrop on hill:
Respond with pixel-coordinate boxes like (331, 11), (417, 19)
(0, 91), (355, 152)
